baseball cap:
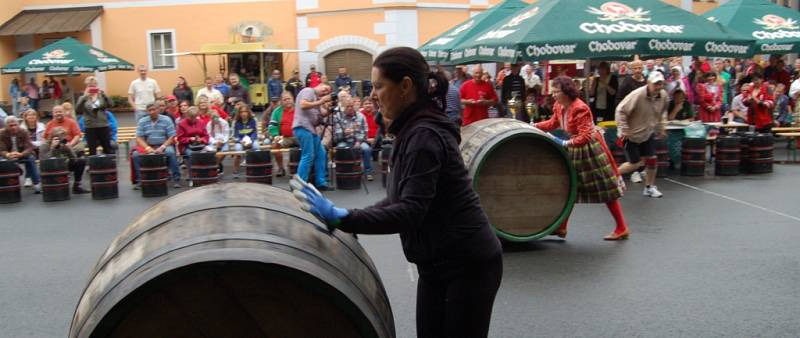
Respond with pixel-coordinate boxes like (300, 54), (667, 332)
(165, 95), (177, 101)
(647, 71), (664, 84)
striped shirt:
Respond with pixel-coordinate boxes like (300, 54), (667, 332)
(445, 85), (461, 117)
(136, 114), (176, 146)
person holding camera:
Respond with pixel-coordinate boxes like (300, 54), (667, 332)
(292, 82), (333, 190)
(76, 76), (115, 155)
(44, 105), (84, 156)
(231, 105), (259, 178)
(39, 126), (89, 194)
(177, 106), (210, 185)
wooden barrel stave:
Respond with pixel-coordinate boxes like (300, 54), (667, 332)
(0, 160), (21, 204)
(70, 183), (394, 338)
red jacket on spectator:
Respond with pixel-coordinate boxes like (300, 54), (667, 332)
(176, 117), (209, 154)
(743, 84), (774, 130)
(360, 108), (378, 139)
(695, 82), (723, 122)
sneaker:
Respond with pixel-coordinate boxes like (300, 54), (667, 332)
(33, 183), (41, 194)
(317, 185), (335, 192)
(133, 184), (140, 190)
(366, 174), (374, 181)
(643, 186), (663, 198)
(631, 171), (643, 183)
(173, 181), (182, 189)
(233, 171), (240, 179)
(188, 181), (194, 188)
(24, 177), (32, 187)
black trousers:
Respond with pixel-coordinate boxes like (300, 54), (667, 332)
(86, 126), (115, 155)
(70, 158), (86, 183)
(416, 253), (503, 338)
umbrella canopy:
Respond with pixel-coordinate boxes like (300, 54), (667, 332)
(704, 0), (800, 54)
(449, 0), (755, 64)
(419, 0), (529, 63)
(1, 37), (134, 74)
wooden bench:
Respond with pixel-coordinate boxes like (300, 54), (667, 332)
(776, 132), (800, 163)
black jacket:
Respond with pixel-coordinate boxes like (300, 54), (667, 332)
(341, 102), (501, 264)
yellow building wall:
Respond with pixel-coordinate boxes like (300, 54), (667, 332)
(418, 10), (471, 47)
(662, 0), (718, 14)
(307, 11), (387, 48)
(97, 1), (298, 98)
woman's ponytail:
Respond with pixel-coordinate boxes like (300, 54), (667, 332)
(427, 71), (449, 112)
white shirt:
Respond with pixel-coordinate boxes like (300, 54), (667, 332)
(128, 78), (161, 111)
(205, 118), (230, 151)
(789, 78), (800, 99)
(196, 87), (224, 104)
(524, 72), (541, 89)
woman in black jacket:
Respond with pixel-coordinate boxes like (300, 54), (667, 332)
(291, 47), (502, 338)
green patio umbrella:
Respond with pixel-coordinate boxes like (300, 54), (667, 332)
(1, 37), (134, 74)
(449, 0), (755, 64)
(704, 0), (800, 54)
(419, 0), (528, 63)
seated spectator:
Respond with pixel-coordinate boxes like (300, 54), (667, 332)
(39, 127), (89, 194)
(196, 77), (224, 103)
(44, 105), (85, 156)
(132, 103), (181, 189)
(155, 97), (175, 124)
(175, 100), (190, 124)
(62, 101), (76, 120)
(205, 112), (230, 174)
(360, 97), (378, 145)
(165, 95), (180, 120)
(196, 95), (227, 126)
(729, 83), (750, 123)
(18, 96), (32, 116)
(268, 92), (297, 176)
(177, 106), (210, 184)
(22, 109), (45, 149)
(333, 97), (373, 181)
(668, 89), (695, 121)
(231, 105), (259, 178)
(774, 83), (792, 126)
(0, 116), (41, 193)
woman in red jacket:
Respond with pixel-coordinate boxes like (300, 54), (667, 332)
(695, 72), (723, 122)
(177, 106), (209, 185)
(532, 76), (629, 240)
(743, 74), (775, 133)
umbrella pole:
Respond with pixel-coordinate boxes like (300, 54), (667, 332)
(260, 53), (265, 84)
(202, 55), (207, 79)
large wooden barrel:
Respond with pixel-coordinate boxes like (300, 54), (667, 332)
(0, 159), (21, 204)
(69, 183), (395, 338)
(460, 119), (576, 242)
(335, 146), (363, 190)
(244, 149), (273, 185)
(139, 154), (168, 197)
(88, 155), (118, 200)
(680, 138), (706, 176)
(40, 157), (70, 202)
(745, 133), (774, 174)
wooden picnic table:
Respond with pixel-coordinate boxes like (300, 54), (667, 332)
(776, 132), (800, 163)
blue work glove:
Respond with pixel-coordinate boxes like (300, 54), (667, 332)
(290, 175), (348, 232)
(547, 133), (569, 147)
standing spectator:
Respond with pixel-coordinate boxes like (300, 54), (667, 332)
(725, 59), (737, 79)
(743, 74), (776, 133)
(9, 79), (20, 117)
(643, 59), (655, 77)
(589, 61), (619, 122)
(267, 92), (296, 177)
(39, 127), (88, 194)
(176, 106), (209, 185)
(0, 116), (41, 193)
(50, 76), (62, 104)
(615, 71), (668, 198)
(231, 105), (260, 178)
(79, 110), (118, 149)
(667, 89), (694, 121)
(196, 77), (224, 104)
(451, 66), (469, 90)
(774, 83), (792, 126)
(501, 63), (527, 122)
(285, 69), (304, 99)
(616, 60), (647, 105)
(696, 72), (723, 123)
(213, 74), (230, 97)
(715, 59), (732, 106)
(522, 65), (542, 91)
(173, 76), (194, 105)
(61, 79), (73, 103)
(267, 69), (284, 107)
(460, 65), (498, 126)
(333, 97), (373, 181)
(25, 78), (40, 111)
(76, 76), (114, 155)
(495, 63), (511, 91)
(293, 83), (333, 189)
(44, 105), (84, 155)
(305, 64), (322, 88)
(41, 79), (50, 100)
(334, 67), (354, 95)
(128, 65), (161, 123)
(666, 66), (688, 99)
(17, 97), (31, 115)
(227, 73), (250, 113)
(132, 103), (181, 189)
(444, 71), (462, 126)
(729, 83), (751, 123)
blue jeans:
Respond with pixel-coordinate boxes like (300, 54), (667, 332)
(132, 145), (180, 183)
(18, 154), (40, 184)
(293, 127), (328, 187)
(337, 142), (373, 174)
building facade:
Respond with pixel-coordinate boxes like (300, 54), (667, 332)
(0, 0), (798, 104)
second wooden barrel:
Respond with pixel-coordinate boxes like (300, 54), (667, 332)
(0, 159), (21, 204)
(715, 136), (741, 176)
(745, 133), (774, 174)
(681, 138), (706, 176)
(460, 119), (576, 242)
(335, 146), (362, 190)
(88, 155), (118, 200)
(139, 154), (168, 197)
(244, 149), (273, 185)
(40, 157), (70, 202)
(190, 151), (218, 187)
(69, 183), (394, 338)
